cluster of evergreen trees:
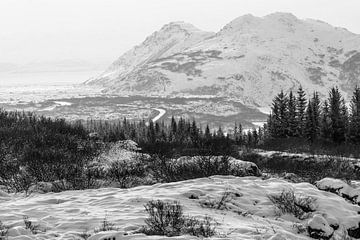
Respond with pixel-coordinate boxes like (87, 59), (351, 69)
(267, 86), (360, 144)
(85, 117), (234, 155)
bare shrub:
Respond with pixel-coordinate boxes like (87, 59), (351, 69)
(140, 200), (216, 237)
(184, 216), (216, 237)
(23, 216), (43, 234)
(78, 230), (91, 240)
(107, 159), (146, 188)
(94, 216), (117, 233)
(268, 189), (316, 219)
(0, 220), (9, 239)
(200, 190), (234, 210)
(241, 151), (360, 183)
(142, 200), (184, 236)
(148, 154), (235, 183)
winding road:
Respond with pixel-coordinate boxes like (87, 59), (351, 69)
(152, 108), (166, 122)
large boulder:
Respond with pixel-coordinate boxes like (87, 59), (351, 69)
(307, 214), (334, 239)
(316, 178), (360, 204)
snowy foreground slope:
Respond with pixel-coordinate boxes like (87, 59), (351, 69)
(87, 12), (360, 107)
(2, 176), (360, 240)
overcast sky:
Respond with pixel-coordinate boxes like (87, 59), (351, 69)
(0, 0), (359, 67)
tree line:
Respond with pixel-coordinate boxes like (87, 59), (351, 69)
(84, 116), (235, 156)
(265, 86), (360, 144)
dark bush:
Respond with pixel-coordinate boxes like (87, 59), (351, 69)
(142, 200), (184, 236)
(94, 217), (117, 233)
(23, 216), (43, 234)
(140, 200), (216, 237)
(241, 151), (360, 183)
(107, 159), (146, 188)
(268, 189), (316, 219)
(200, 190), (234, 210)
(183, 216), (216, 237)
(0, 109), (102, 192)
(0, 220), (9, 238)
(148, 154), (236, 183)
(260, 137), (360, 158)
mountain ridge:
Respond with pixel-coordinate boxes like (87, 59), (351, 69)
(86, 12), (360, 107)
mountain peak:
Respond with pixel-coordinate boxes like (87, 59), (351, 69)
(219, 14), (260, 33)
(160, 21), (205, 34)
(265, 12), (298, 21)
(88, 13), (360, 108)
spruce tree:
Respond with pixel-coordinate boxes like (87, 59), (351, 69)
(305, 101), (315, 142)
(288, 91), (297, 136)
(252, 128), (259, 146)
(217, 126), (225, 139)
(170, 116), (177, 142)
(320, 100), (331, 141)
(204, 124), (211, 142)
(311, 92), (321, 137)
(234, 123), (243, 144)
(190, 120), (199, 145)
(270, 90), (289, 137)
(296, 86), (307, 137)
(348, 86), (360, 143)
(328, 87), (347, 143)
(304, 93), (321, 142)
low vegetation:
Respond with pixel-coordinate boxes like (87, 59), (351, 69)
(94, 216), (117, 233)
(140, 200), (216, 237)
(0, 220), (9, 239)
(268, 189), (316, 219)
(0, 110), (102, 193)
(0, 108), (241, 193)
(200, 190), (235, 210)
(241, 151), (360, 183)
(23, 215), (43, 234)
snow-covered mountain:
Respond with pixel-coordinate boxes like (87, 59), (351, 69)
(86, 13), (360, 107)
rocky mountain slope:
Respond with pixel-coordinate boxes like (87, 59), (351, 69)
(86, 13), (360, 108)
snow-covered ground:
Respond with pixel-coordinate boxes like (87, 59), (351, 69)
(39, 101), (73, 112)
(1, 176), (360, 240)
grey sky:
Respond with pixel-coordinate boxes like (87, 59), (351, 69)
(1, 0), (359, 66)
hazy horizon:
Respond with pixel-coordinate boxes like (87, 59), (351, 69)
(1, 0), (360, 73)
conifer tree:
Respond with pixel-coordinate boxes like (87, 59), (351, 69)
(348, 86), (360, 143)
(304, 93), (321, 143)
(288, 91), (297, 136)
(269, 90), (289, 137)
(204, 124), (211, 142)
(277, 90), (289, 137)
(328, 87), (347, 143)
(190, 120), (199, 145)
(305, 101), (315, 142)
(217, 126), (225, 139)
(320, 100), (331, 141)
(296, 86), (307, 137)
(234, 123), (243, 144)
(170, 116), (177, 142)
(252, 128), (259, 146)
(311, 92), (321, 137)
(147, 121), (156, 143)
